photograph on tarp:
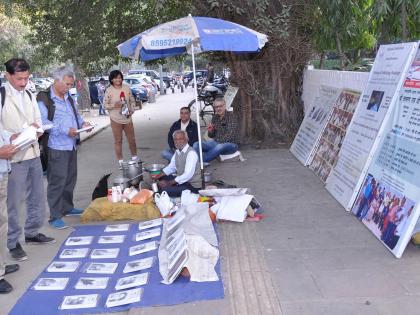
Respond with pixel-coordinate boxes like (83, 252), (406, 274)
(290, 85), (341, 165)
(351, 49), (420, 257)
(309, 89), (360, 182)
(326, 42), (419, 209)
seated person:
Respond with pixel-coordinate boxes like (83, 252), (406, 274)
(161, 106), (198, 161)
(193, 97), (239, 162)
(152, 130), (199, 197)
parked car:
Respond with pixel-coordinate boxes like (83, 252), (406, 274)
(123, 78), (148, 102)
(33, 78), (52, 91)
(128, 69), (171, 88)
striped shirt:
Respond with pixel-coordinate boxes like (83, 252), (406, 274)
(38, 88), (84, 151)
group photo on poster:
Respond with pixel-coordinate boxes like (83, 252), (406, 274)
(352, 174), (416, 251)
(309, 89), (360, 182)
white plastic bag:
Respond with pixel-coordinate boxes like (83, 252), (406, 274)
(154, 191), (173, 216)
(181, 190), (199, 206)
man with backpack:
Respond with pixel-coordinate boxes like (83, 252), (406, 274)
(37, 66), (92, 230)
(0, 58), (55, 262)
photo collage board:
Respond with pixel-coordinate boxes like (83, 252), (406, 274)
(309, 89), (361, 182)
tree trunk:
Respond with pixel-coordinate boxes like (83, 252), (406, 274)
(400, 0), (408, 41)
(73, 65), (91, 110)
(319, 51), (325, 69)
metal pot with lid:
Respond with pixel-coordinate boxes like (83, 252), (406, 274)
(121, 160), (143, 186)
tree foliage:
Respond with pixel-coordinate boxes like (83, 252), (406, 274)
(17, 0), (191, 75)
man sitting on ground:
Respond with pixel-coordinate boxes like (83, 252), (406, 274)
(152, 130), (199, 197)
(193, 97), (239, 162)
(161, 106), (198, 161)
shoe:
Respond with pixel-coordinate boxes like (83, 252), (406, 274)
(65, 208), (84, 216)
(0, 279), (12, 294)
(25, 233), (56, 244)
(49, 219), (69, 230)
(4, 264), (19, 275)
(203, 162), (210, 167)
(9, 243), (28, 261)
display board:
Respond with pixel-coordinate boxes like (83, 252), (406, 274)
(350, 46), (420, 258)
(290, 85), (341, 165)
(326, 42), (419, 209)
(308, 89), (361, 182)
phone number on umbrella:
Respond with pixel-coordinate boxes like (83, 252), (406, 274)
(150, 38), (192, 47)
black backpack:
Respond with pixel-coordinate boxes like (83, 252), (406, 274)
(0, 86), (32, 107)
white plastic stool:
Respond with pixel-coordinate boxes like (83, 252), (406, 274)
(219, 151), (245, 162)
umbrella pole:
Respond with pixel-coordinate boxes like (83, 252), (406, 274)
(191, 45), (205, 189)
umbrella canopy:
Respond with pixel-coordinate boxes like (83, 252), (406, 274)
(117, 15), (268, 61)
(118, 15), (267, 187)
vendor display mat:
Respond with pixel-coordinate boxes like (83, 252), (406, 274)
(9, 223), (224, 315)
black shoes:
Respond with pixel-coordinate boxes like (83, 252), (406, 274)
(5, 264), (19, 275)
(25, 233), (56, 245)
(10, 234), (56, 261)
(0, 265), (19, 294)
(0, 279), (12, 294)
(9, 243), (28, 261)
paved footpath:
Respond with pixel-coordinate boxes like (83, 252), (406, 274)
(2, 87), (420, 315)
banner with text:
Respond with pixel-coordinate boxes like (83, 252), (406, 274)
(326, 42), (419, 209)
(350, 46), (420, 258)
(309, 89), (360, 182)
(290, 85), (341, 165)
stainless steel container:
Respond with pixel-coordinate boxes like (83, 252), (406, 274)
(113, 176), (130, 191)
(121, 160), (143, 186)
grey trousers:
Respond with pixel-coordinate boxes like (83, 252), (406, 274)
(47, 148), (77, 221)
(0, 175), (8, 279)
(7, 158), (45, 249)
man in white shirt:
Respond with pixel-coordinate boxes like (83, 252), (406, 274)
(152, 130), (199, 197)
(1, 58), (55, 262)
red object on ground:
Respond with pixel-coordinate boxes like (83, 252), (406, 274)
(246, 214), (265, 222)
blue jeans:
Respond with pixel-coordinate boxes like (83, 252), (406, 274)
(98, 96), (106, 115)
(161, 148), (174, 162)
(193, 140), (238, 162)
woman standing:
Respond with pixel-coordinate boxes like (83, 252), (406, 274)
(104, 70), (138, 165)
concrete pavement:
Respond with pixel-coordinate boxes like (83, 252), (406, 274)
(2, 86), (420, 315)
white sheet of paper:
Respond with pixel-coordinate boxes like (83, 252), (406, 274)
(214, 194), (253, 222)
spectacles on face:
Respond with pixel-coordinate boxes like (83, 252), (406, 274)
(213, 104), (225, 109)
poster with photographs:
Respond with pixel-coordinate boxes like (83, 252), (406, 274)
(123, 257), (155, 274)
(47, 261), (80, 273)
(104, 224), (130, 232)
(85, 262), (118, 274)
(98, 235), (125, 244)
(138, 218), (163, 230)
(351, 47), (420, 258)
(309, 89), (361, 182)
(135, 228), (161, 241)
(75, 277), (109, 290)
(33, 278), (69, 290)
(115, 272), (149, 290)
(326, 42), (419, 209)
(290, 85), (341, 165)
(90, 248), (120, 259)
(106, 288), (143, 308)
(59, 248), (89, 259)
(129, 241), (158, 256)
(60, 294), (99, 310)
(65, 236), (94, 246)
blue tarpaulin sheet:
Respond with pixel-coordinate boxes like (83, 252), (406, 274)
(9, 223), (224, 315)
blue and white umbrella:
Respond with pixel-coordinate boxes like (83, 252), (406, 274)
(118, 15), (268, 60)
(118, 15), (268, 185)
